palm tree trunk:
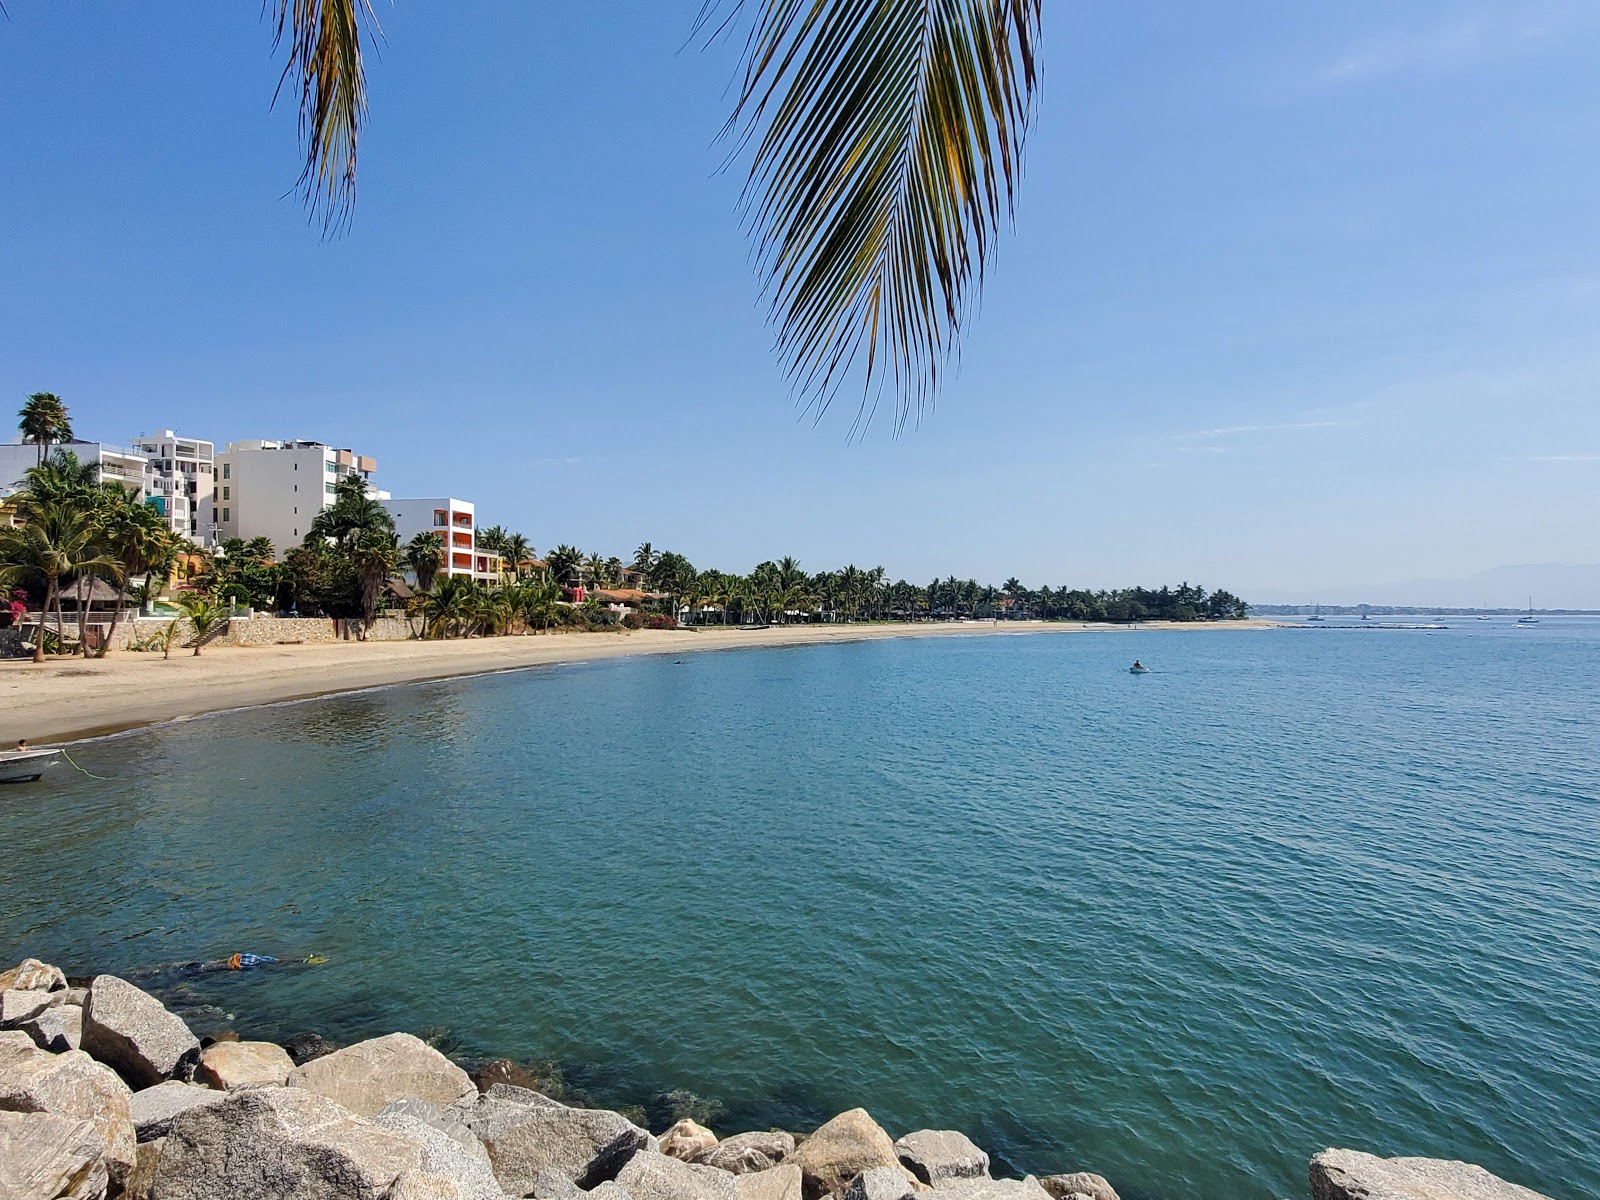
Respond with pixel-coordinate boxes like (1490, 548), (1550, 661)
(76, 576), (91, 656)
(98, 578), (130, 658)
(53, 583), (67, 656)
(33, 577), (54, 663)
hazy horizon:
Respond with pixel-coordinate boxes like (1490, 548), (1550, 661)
(3, 3), (1596, 598)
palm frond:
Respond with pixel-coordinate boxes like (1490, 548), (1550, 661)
(720, 0), (1041, 432)
(269, 0), (381, 234)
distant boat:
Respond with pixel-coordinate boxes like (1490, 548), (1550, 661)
(1517, 597), (1539, 626)
(0, 749), (60, 784)
(1129, 664), (1151, 674)
(1307, 604), (1326, 623)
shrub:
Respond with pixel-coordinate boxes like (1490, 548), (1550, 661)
(643, 613), (678, 631)
(621, 612), (643, 630)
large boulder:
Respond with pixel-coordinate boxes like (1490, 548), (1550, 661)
(152, 1087), (427, 1199)
(80, 975), (200, 1089)
(281, 1033), (337, 1066)
(1, 989), (61, 1029)
(1309, 1150), (1553, 1200)
(0, 1036), (137, 1190)
(0, 1109), (108, 1200)
(462, 1091), (651, 1196)
(0, 959), (67, 993)
(700, 1131), (795, 1174)
(616, 1148), (738, 1200)
(933, 1179), (1051, 1200)
(196, 1040), (295, 1090)
(894, 1131), (990, 1188)
(734, 1163), (803, 1200)
(285, 1032), (475, 1117)
(19, 1005), (82, 1054)
(659, 1119), (719, 1162)
(130, 1081), (229, 1142)
(843, 1167), (916, 1200)
(788, 1110), (914, 1200)
(125, 1137), (166, 1200)
(374, 1106), (504, 1200)
(380, 1097), (482, 1152)
(1037, 1174), (1118, 1200)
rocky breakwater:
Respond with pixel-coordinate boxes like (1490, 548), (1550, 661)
(0, 957), (1565, 1200)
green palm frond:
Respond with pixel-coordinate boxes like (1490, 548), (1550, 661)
(270, 0), (380, 233)
(722, 0), (1041, 432)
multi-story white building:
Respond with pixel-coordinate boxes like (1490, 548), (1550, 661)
(383, 497), (499, 582)
(212, 440), (379, 560)
(0, 439), (148, 496)
(132, 430), (215, 544)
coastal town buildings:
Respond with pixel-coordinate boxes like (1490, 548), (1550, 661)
(132, 430), (215, 544)
(0, 439), (148, 497)
(212, 440), (382, 559)
(384, 497), (500, 582)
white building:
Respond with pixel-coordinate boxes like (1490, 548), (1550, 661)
(212, 440), (379, 560)
(0, 439), (148, 496)
(132, 430), (215, 544)
(383, 497), (498, 582)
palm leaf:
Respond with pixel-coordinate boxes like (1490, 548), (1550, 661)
(269, 0), (380, 233)
(718, 0), (1041, 432)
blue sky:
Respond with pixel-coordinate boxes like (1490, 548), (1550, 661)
(3, 3), (1598, 604)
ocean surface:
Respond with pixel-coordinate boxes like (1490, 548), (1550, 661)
(4, 621), (1598, 1200)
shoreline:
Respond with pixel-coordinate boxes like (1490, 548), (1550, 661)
(0, 618), (1283, 745)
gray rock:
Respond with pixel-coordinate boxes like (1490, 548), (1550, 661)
(0, 1035), (137, 1190)
(0, 988), (59, 1029)
(281, 1032), (337, 1066)
(894, 1131), (990, 1188)
(534, 1166), (589, 1200)
(734, 1163), (803, 1200)
(0, 1108), (108, 1200)
(58, 987), (88, 1008)
(590, 1183), (638, 1200)
(485, 1081), (565, 1108)
(130, 1080), (228, 1142)
(933, 1178), (1052, 1200)
(19, 1004), (82, 1054)
(464, 1100), (652, 1196)
(1037, 1174), (1118, 1200)
(152, 1087), (427, 1199)
(380, 1097), (484, 1152)
(843, 1166), (916, 1200)
(80, 974), (200, 1089)
(1309, 1150), (1553, 1200)
(285, 1031), (476, 1117)
(700, 1131), (796, 1174)
(0, 959), (67, 993)
(616, 1148), (739, 1200)
(374, 1107), (504, 1200)
(196, 1040), (294, 1090)
(789, 1110), (915, 1200)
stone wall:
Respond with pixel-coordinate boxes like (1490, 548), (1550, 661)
(0, 627), (26, 659)
(223, 614), (418, 646)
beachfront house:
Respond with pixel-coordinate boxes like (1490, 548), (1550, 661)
(383, 497), (500, 584)
(212, 440), (383, 558)
(0, 439), (148, 496)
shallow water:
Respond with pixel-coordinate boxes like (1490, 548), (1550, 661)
(4, 622), (1598, 1200)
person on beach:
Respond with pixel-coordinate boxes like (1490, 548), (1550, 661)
(14, 739), (27, 751)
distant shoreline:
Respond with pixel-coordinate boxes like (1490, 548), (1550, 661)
(1, 619), (1283, 745)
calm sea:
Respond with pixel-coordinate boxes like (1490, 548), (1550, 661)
(3, 622), (1597, 1200)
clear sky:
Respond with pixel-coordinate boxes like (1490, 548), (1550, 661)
(3, 3), (1598, 604)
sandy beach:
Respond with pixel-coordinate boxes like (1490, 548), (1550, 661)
(0, 619), (1280, 744)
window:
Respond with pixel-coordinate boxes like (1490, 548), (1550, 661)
(434, 511), (448, 527)
(293, 506), (297, 515)
(325, 482), (336, 495)
(222, 508), (230, 522)
(293, 484), (297, 493)
(222, 463), (230, 479)
(221, 486), (229, 500)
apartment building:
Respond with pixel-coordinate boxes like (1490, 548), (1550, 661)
(383, 497), (499, 582)
(212, 440), (379, 560)
(132, 430), (215, 544)
(0, 439), (148, 496)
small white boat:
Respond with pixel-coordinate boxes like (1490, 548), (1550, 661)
(1517, 597), (1539, 626)
(1129, 665), (1151, 674)
(0, 749), (61, 784)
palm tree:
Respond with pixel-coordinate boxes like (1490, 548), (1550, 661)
(404, 531), (445, 593)
(350, 528), (399, 633)
(17, 393), (73, 467)
(252, 2), (1040, 426)
(632, 542), (657, 575)
(176, 592), (227, 656)
(424, 575), (477, 638)
(308, 473), (390, 549)
(503, 533), (532, 581)
(244, 536), (276, 564)
(96, 490), (173, 657)
(0, 497), (117, 661)
(546, 544), (583, 590)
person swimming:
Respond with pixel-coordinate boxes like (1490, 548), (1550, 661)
(1132, 660), (1144, 670)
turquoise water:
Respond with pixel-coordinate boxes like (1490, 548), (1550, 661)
(3, 623), (1597, 1200)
